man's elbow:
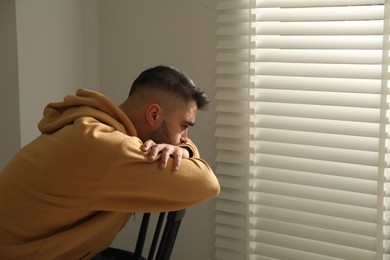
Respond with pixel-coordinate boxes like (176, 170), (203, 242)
(210, 177), (221, 198)
(199, 174), (220, 202)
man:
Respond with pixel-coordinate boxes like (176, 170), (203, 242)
(0, 65), (220, 259)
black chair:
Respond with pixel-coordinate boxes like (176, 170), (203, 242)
(94, 209), (186, 260)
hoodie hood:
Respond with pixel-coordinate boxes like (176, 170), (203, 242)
(38, 89), (136, 136)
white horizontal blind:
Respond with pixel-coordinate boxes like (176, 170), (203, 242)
(215, 0), (390, 260)
(380, 1), (390, 258)
(215, 1), (251, 259)
(248, 1), (389, 260)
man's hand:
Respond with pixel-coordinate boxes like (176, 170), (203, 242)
(140, 140), (190, 171)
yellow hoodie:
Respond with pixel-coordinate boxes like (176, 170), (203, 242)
(0, 89), (220, 259)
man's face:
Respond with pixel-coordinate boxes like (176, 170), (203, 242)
(149, 100), (197, 145)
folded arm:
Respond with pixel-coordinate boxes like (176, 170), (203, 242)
(91, 137), (220, 213)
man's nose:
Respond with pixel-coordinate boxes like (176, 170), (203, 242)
(180, 130), (188, 143)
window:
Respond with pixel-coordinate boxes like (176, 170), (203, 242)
(215, 1), (390, 259)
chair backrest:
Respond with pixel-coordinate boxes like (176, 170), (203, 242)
(93, 209), (186, 260)
(134, 209), (186, 260)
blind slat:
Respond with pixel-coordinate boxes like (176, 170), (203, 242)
(254, 6), (384, 21)
(252, 62), (382, 79)
(254, 35), (382, 49)
(252, 115), (380, 137)
(254, 166), (377, 194)
(253, 204), (376, 236)
(251, 231), (376, 260)
(251, 218), (376, 250)
(253, 49), (382, 64)
(252, 179), (377, 207)
(252, 192), (377, 222)
(256, 0), (384, 8)
(252, 128), (379, 151)
(251, 89), (381, 108)
(252, 102), (380, 122)
(253, 141), (378, 166)
(254, 21), (383, 35)
(252, 76), (381, 93)
(253, 154), (378, 180)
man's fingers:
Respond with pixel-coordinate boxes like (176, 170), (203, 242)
(141, 141), (186, 171)
(140, 140), (156, 152)
(173, 154), (182, 171)
(159, 147), (170, 169)
(148, 144), (163, 160)
(158, 146), (183, 171)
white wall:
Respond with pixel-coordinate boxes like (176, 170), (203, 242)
(0, 0), (20, 170)
(98, 1), (218, 259)
(15, 0), (100, 146)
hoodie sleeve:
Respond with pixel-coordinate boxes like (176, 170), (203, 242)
(178, 139), (198, 158)
(91, 137), (220, 213)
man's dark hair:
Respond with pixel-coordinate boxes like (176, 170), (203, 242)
(129, 65), (210, 110)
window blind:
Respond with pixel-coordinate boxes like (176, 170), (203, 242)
(215, 0), (390, 259)
(215, 1), (251, 260)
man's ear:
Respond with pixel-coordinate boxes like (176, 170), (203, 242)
(145, 103), (161, 126)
